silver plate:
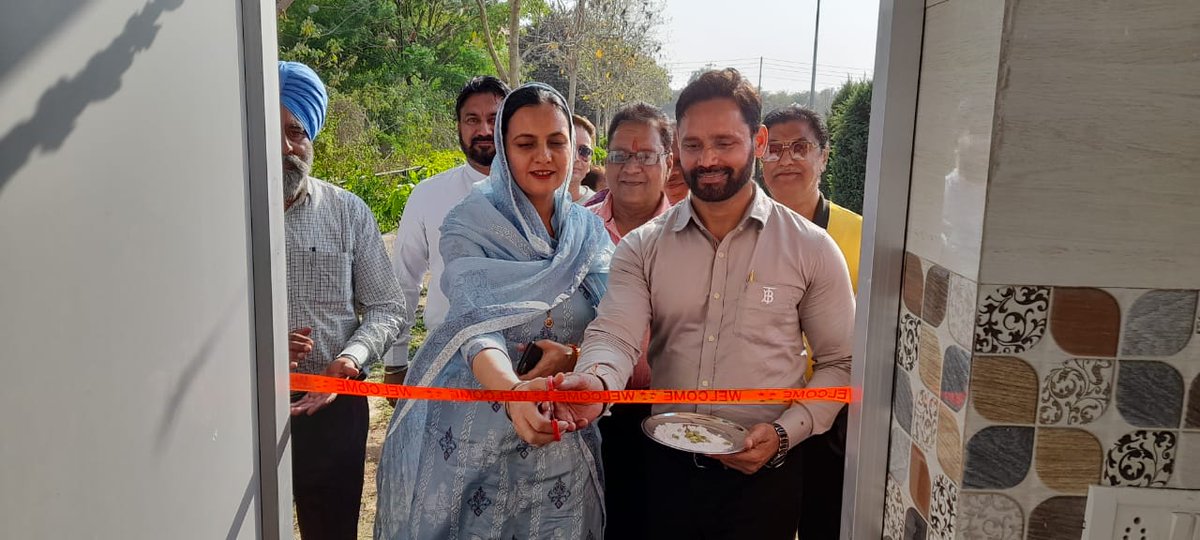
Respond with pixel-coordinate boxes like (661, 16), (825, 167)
(641, 412), (748, 455)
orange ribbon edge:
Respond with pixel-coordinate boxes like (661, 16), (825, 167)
(290, 373), (853, 404)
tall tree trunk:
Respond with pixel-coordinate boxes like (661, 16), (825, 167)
(506, 0), (523, 87)
(566, 0), (586, 112)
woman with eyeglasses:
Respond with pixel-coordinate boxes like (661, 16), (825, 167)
(568, 114), (598, 203)
(375, 84), (613, 540)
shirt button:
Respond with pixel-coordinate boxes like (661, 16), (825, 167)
(707, 335), (715, 342)
(712, 293), (721, 299)
(717, 252), (726, 258)
(701, 380), (710, 387)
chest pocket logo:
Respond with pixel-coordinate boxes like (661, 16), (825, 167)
(761, 286), (777, 305)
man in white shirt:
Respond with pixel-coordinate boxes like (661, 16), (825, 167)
(384, 76), (510, 386)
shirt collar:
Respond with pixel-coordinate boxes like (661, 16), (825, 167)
(287, 176), (315, 209)
(670, 183), (772, 232)
(462, 163), (488, 184)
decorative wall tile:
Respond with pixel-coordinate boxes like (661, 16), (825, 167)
(911, 445), (932, 518)
(1038, 358), (1114, 426)
(1049, 287), (1120, 357)
(929, 475), (957, 539)
(963, 426), (1034, 489)
(1177, 432), (1200, 489)
(914, 389), (940, 453)
(937, 405), (963, 484)
(941, 345), (970, 411)
(906, 507), (929, 540)
(1188, 374), (1200, 429)
(1035, 428), (1101, 494)
(971, 356), (1038, 424)
(1121, 289), (1198, 357)
(1104, 430), (1176, 487)
(1116, 361), (1183, 427)
(920, 325), (943, 392)
(947, 274), (977, 350)
(1027, 496), (1086, 540)
(924, 265), (951, 327)
(957, 492), (1024, 540)
(885, 475), (905, 540)
(891, 424), (913, 481)
(904, 253), (925, 317)
(975, 286), (1050, 354)
(895, 369), (915, 436)
(900, 313), (921, 372)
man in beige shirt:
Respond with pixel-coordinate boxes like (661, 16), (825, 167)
(554, 68), (854, 539)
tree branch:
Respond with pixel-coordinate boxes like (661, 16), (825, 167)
(474, 0), (510, 82)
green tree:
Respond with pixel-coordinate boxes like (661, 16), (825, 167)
(825, 79), (872, 214)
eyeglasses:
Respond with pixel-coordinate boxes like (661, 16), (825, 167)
(576, 145), (595, 160)
(606, 150), (667, 166)
(762, 140), (820, 162)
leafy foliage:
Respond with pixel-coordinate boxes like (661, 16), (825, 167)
(825, 79), (872, 214)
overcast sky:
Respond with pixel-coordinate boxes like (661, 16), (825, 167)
(658, 0), (880, 92)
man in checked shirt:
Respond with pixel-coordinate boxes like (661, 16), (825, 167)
(278, 61), (405, 540)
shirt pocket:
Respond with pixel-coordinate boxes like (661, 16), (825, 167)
(734, 283), (803, 344)
(290, 250), (352, 304)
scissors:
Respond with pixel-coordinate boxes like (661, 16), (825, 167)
(546, 377), (561, 442)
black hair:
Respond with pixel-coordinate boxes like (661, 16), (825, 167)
(499, 85), (571, 136)
(676, 68), (761, 136)
(606, 102), (674, 149)
(763, 104), (830, 148)
(455, 76), (511, 120)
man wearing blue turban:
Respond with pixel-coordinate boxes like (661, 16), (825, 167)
(278, 60), (405, 539)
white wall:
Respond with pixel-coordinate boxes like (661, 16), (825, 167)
(0, 0), (287, 537)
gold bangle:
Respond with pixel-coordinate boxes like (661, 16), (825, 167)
(568, 344), (580, 364)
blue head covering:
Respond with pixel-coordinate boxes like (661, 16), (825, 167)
(384, 81), (612, 424)
(278, 61), (328, 140)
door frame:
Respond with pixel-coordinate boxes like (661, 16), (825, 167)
(840, 0), (925, 538)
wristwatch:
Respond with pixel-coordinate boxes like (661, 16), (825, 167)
(766, 423), (790, 469)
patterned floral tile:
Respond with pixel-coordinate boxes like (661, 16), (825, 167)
(895, 369), (915, 436)
(937, 405), (963, 484)
(1026, 496), (1087, 540)
(904, 253), (926, 317)
(906, 507), (929, 540)
(975, 286), (1050, 354)
(1035, 428), (1102, 494)
(924, 265), (951, 328)
(911, 445), (932, 519)
(899, 312), (921, 372)
(947, 274), (977, 350)
(1038, 358), (1114, 426)
(1188, 373), (1200, 429)
(914, 389), (940, 454)
(929, 475), (957, 540)
(1049, 287), (1120, 357)
(1116, 360), (1183, 427)
(963, 426), (1034, 489)
(884, 474), (906, 540)
(941, 345), (970, 411)
(1103, 430), (1176, 487)
(1176, 432), (1200, 489)
(1121, 289), (1198, 357)
(957, 492), (1024, 540)
(919, 324), (943, 393)
(971, 356), (1038, 424)
(891, 423), (913, 481)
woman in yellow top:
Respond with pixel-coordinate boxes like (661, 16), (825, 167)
(760, 104), (862, 540)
